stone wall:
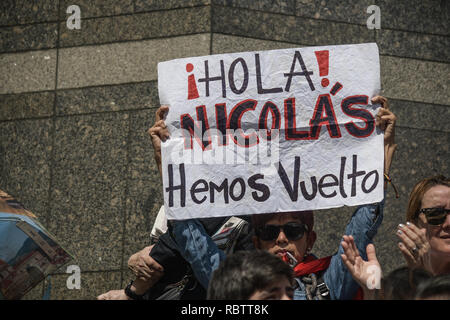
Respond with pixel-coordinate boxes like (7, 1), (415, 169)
(0, 0), (448, 299)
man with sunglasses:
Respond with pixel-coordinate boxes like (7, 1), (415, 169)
(397, 175), (450, 276)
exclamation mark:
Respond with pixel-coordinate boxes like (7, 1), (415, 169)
(186, 63), (199, 100)
(314, 50), (329, 87)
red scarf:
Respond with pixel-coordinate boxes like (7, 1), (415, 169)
(289, 254), (364, 300)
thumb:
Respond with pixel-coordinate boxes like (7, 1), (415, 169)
(366, 243), (378, 262)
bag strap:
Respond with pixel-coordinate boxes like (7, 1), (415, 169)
(211, 216), (249, 254)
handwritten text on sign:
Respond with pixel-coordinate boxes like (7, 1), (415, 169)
(158, 43), (383, 220)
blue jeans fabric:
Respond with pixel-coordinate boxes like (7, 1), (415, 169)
(172, 219), (226, 289)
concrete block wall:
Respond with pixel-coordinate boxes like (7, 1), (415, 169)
(0, 0), (448, 299)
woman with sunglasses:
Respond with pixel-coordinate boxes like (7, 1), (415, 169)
(396, 175), (450, 275)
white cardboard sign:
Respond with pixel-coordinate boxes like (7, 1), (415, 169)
(158, 43), (383, 220)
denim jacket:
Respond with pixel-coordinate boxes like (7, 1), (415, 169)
(294, 199), (384, 300)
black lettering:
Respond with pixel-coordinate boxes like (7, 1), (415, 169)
(228, 58), (249, 94)
(248, 174), (270, 202)
(341, 95), (375, 138)
(209, 179), (229, 203)
(198, 60), (226, 98)
(228, 99), (258, 147)
(277, 157), (300, 201)
(339, 156), (348, 198)
(230, 178), (246, 201)
(318, 174), (338, 198)
(300, 177), (318, 201)
(258, 101), (281, 141)
(284, 50), (315, 92)
(309, 94), (341, 139)
(215, 103), (228, 146)
(347, 155), (366, 197)
(284, 98), (310, 140)
(255, 53), (283, 94)
(362, 170), (379, 193)
(190, 179), (208, 204)
(165, 164), (186, 207)
(180, 105), (211, 150)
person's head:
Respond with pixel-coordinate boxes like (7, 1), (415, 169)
(415, 274), (450, 300)
(252, 211), (316, 263)
(207, 250), (294, 300)
(406, 175), (450, 256)
(380, 266), (432, 300)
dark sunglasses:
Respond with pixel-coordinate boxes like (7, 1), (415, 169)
(257, 222), (308, 241)
(417, 207), (450, 226)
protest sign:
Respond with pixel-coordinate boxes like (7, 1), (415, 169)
(158, 43), (383, 220)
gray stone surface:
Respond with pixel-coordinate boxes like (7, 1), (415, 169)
(123, 109), (164, 265)
(47, 112), (129, 271)
(0, 23), (58, 53)
(0, 49), (57, 94)
(213, 6), (375, 45)
(135, 0), (211, 12)
(376, 29), (450, 62)
(59, 0), (134, 19)
(0, 0), (58, 26)
(57, 34), (210, 89)
(214, 0), (295, 15)
(389, 99), (450, 133)
(380, 56), (450, 106)
(295, 0), (374, 25)
(59, 7), (210, 47)
(0, 91), (54, 120)
(0, 119), (52, 221)
(46, 271), (122, 300)
(377, 0), (449, 36)
(212, 33), (303, 54)
(56, 81), (159, 115)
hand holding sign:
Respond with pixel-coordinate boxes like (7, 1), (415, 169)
(372, 96), (397, 175)
(158, 43), (385, 220)
(148, 105), (170, 176)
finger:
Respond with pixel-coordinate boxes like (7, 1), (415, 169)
(341, 238), (356, 264)
(349, 235), (360, 258)
(406, 222), (427, 245)
(149, 127), (167, 142)
(366, 244), (378, 262)
(341, 253), (355, 272)
(153, 119), (166, 129)
(146, 257), (164, 272)
(161, 127), (170, 139)
(396, 228), (417, 253)
(371, 96), (389, 110)
(138, 267), (153, 279)
(156, 105), (169, 122)
(398, 224), (422, 247)
(398, 242), (416, 265)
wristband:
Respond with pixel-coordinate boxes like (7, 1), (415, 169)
(124, 280), (145, 300)
(384, 173), (399, 198)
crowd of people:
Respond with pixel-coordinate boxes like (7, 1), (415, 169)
(97, 96), (450, 300)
